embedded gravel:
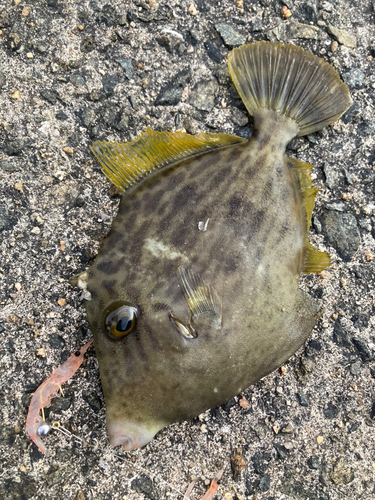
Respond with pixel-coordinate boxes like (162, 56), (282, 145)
(1, 1), (375, 500)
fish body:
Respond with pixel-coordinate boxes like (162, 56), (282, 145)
(84, 42), (352, 450)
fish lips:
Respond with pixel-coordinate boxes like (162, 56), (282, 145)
(107, 419), (165, 450)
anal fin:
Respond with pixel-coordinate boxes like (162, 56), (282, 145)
(286, 157), (331, 274)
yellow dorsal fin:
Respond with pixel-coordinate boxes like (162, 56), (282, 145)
(287, 157), (331, 274)
(91, 128), (245, 192)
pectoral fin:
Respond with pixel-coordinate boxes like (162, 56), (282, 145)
(178, 267), (222, 329)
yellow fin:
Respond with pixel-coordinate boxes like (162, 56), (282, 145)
(287, 157), (331, 274)
(304, 244), (331, 274)
(91, 129), (245, 192)
(228, 42), (352, 136)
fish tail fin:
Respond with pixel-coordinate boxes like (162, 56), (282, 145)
(228, 41), (352, 136)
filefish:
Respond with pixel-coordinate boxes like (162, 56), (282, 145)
(81, 42), (351, 450)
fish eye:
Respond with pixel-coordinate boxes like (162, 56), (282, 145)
(104, 301), (138, 340)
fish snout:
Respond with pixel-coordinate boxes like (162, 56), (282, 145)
(107, 419), (164, 450)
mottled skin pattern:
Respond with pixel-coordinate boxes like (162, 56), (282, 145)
(85, 112), (320, 450)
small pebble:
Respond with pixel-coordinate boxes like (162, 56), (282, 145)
(239, 397), (250, 409)
(12, 90), (20, 99)
(331, 41), (338, 52)
(230, 449), (246, 481)
(280, 423), (294, 434)
(259, 473), (270, 492)
(281, 6), (292, 18)
(188, 4), (198, 15)
(365, 251), (373, 262)
(37, 347), (46, 357)
(63, 147), (73, 156)
(341, 192), (352, 200)
(296, 391), (309, 407)
(317, 436), (324, 444)
(307, 455), (321, 470)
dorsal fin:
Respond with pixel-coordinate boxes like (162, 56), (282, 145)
(91, 129), (245, 192)
(287, 157), (331, 274)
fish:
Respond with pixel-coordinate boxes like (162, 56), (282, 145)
(81, 42), (352, 451)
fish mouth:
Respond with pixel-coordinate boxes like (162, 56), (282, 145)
(107, 420), (164, 451)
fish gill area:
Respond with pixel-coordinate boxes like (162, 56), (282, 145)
(0, 0), (375, 499)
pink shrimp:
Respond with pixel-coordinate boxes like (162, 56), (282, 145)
(184, 469), (224, 500)
(26, 340), (93, 454)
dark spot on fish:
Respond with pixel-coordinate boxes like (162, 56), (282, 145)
(253, 128), (271, 148)
(159, 212), (175, 233)
(157, 200), (169, 216)
(128, 239), (143, 266)
(141, 190), (151, 204)
(102, 279), (117, 293)
(120, 196), (141, 217)
(244, 154), (266, 181)
(228, 192), (245, 219)
(275, 161), (284, 177)
(119, 237), (129, 254)
(136, 220), (153, 238)
(144, 189), (165, 216)
(224, 258), (238, 272)
(129, 197), (141, 212)
(262, 178), (274, 200)
(251, 208), (266, 232)
(167, 171), (186, 191)
(127, 221), (152, 266)
(211, 166), (231, 189)
(119, 271), (136, 292)
(170, 223), (197, 249)
(151, 302), (170, 312)
(107, 229), (127, 249)
(173, 184), (197, 211)
(280, 217), (292, 236)
(96, 256), (125, 275)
